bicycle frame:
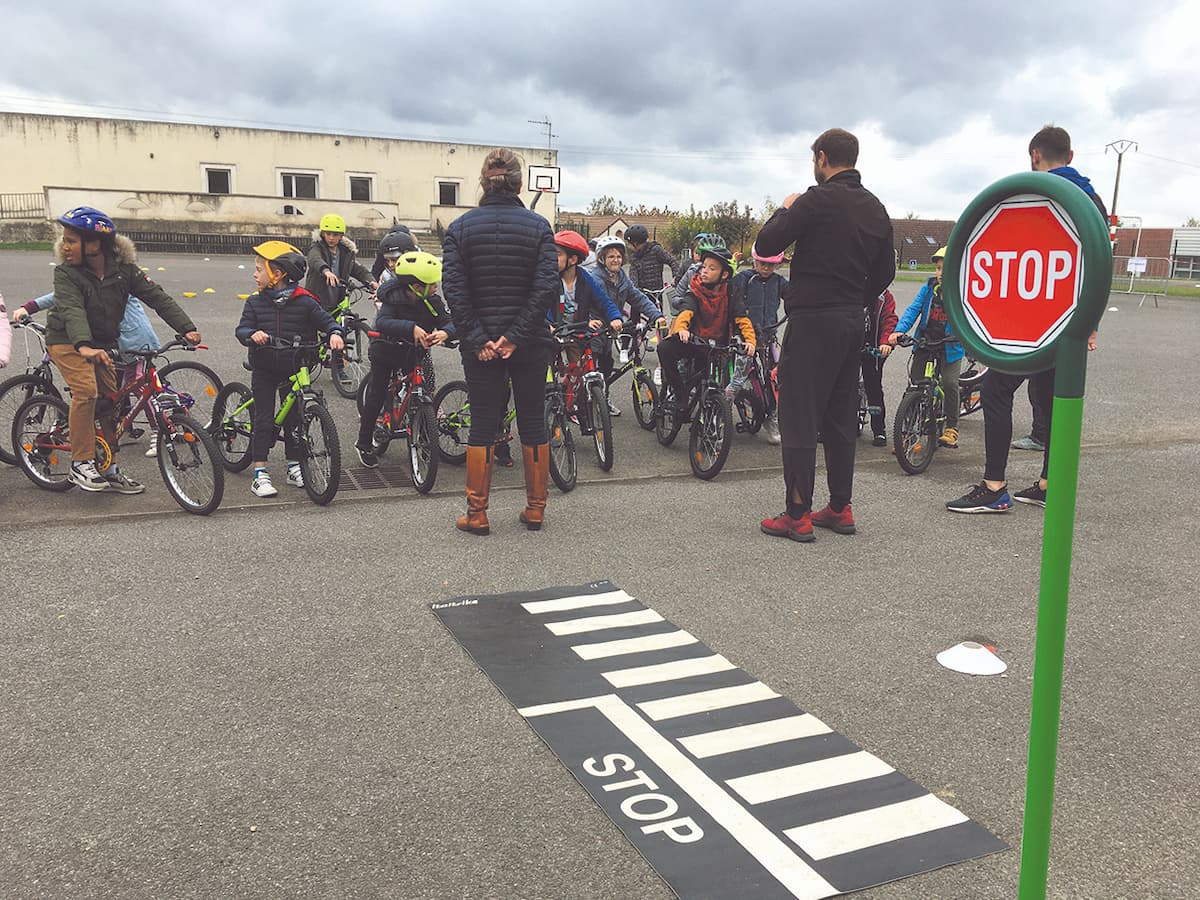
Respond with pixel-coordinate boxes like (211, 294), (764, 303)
(550, 330), (606, 415)
(605, 322), (655, 387)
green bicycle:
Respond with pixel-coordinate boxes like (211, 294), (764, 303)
(315, 279), (372, 399)
(208, 339), (342, 504)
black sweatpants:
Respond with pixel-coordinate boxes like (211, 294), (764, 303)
(250, 361), (301, 462)
(860, 351), (887, 437)
(461, 345), (549, 447)
(357, 342), (418, 449)
(983, 368), (1055, 483)
(777, 307), (864, 514)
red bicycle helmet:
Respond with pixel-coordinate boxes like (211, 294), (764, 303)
(554, 230), (590, 263)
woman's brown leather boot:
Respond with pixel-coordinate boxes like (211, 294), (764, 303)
(518, 443), (549, 530)
(456, 445), (493, 535)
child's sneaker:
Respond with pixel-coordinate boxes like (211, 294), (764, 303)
(105, 470), (145, 494)
(144, 433), (158, 458)
(762, 414), (781, 445)
(946, 482), (1012, 513)
(872, 432), (887, 447)
(811, 503), (856, 534)
(760, 510), (815, 542)
(493, 442), (514, 468)
(68, 460), (110, 492)
(1011, 435), (1046, 451)
(251, 469), (278, 498)
(1013, 483), (1047, 508)
(938, 426), (959, 448)
(286, 463), (304, 488)
(356, 445), (379, 468)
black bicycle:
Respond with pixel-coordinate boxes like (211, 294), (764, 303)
(892, 333), (953, 475)
(655, 336), (738, 480)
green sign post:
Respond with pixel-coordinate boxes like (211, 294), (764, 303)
(942, 172), (1112, 899)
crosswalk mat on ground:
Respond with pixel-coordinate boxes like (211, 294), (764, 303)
(430, 580), (1006, 899)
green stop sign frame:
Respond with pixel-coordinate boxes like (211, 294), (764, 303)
(943, 172), (1112, 900)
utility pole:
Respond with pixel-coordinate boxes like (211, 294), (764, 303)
(1105, 140), (1137, 221)
(528, 116), (557, 164)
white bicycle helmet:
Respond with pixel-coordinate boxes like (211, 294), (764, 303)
(593, 235), (627, 260)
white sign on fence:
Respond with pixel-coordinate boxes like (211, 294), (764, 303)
(1126, 256), (1148, 275)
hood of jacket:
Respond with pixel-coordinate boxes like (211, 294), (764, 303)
(53, 233), (138, 267)
(309, 230), (358, 254)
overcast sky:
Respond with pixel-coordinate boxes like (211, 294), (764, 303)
(3, 1), (1197, 227)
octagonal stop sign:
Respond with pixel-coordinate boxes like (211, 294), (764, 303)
(961, 196), (1082, 352)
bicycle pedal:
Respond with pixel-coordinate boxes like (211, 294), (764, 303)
(128, 427), (145, 439)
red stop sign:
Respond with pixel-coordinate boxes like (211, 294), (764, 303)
(961, 198), (1082, 351)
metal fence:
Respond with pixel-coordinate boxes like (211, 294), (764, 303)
(124, 231), (382, 256)
(1111, 255), (1170, 306)
(0, 192), (46, 220)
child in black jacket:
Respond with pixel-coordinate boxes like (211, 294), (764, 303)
(235, 241), (344, 497)
(356, 251), (456, 467)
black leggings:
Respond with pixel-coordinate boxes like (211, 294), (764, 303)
(983, 368), (1054, 483)
(462, 345), (549, 447)
(250, 363), (301, 462)
(357, 344), (418, 449)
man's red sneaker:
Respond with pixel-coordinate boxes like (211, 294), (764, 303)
(811, 503), (856, 534)
(760, 511), (815, 542)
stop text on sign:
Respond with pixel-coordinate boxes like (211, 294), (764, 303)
(961, 196), (1082, 352)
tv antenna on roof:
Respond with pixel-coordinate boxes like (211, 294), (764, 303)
(528, 116), (557, 164)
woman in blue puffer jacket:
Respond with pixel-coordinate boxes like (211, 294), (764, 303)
(442, 148), (559, 536)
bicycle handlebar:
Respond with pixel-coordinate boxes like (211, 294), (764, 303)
(107, 336), (206, 360)
(13, 320), (47, 335)
(365, 330), (459, 349)
(894, 333), (952, 350)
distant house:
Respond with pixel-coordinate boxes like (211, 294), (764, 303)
(891, 219), (956, 269)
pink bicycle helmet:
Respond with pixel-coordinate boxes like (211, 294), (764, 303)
(751, 244), (785, 265)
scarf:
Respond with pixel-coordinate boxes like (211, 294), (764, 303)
(688, 273), (731, 341)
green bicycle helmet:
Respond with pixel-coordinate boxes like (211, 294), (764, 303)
(393, 251), (442, 296)
(693, 232), (727, 253)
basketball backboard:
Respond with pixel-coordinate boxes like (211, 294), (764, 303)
(528, 165), (561, 193)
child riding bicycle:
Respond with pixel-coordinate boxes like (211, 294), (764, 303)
(236, 241), (344, 497)
(888, 246), (962, 448)
(46, 206), (200, 494)
(729, 246), (788, 443)
(305, 213), (378, 313)
(356, 250), (455, 468)
(658, 247), (755, 415)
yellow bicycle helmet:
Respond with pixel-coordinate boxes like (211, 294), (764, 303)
(253, 240), (306, 285)
(319, 213), (347, 234)
(931, 246), (948, 263)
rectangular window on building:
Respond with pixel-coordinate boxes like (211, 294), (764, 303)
(349, 176), (373, 202)
(282, 172), (319, 200)
(438, 182), (459, 206)
(205, 168), (232, 194)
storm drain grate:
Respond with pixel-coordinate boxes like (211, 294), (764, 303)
(340, 464), (415, 491)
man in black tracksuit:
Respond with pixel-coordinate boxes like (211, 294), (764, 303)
(756, 128), (895, 542)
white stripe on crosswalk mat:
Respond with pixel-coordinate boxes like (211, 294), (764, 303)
(638, 682), (780, 721)
(678, 714), (834, 759)
(601, 654), (736, 688)
(544, 609), (664, 636)
(571, 630), (699, 660)
(784, 793), (969, 861)
(726, 751), (895, 805)
(521, 590), (635, 614)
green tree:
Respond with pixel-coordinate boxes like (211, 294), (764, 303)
(661, 206), (714, 256)
(1183, 216), (1200, 227)
(586, 195), (630, 217)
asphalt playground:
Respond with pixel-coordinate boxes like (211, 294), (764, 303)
(0, 249), (1196, 898)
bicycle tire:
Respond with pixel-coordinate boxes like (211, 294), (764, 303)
(655, 385), (684, 446)
(158, 412), (225, 515)
(857, 383), (869, 435)
(158, 360), (223, 429)
(209, 382), (254, 472)
(689, 391), (733, 480)
(732, 388), (764, 435)
(298, 399), (341, 505)
(408, 402), (439, 494)
(631, 369), (658, 431)
(331, 328), (366, 399)
(588, 381), (614, 471)
(12, 393), (74, 491)
(355, 375), (369, 416)
(547, 408), (576, 493)
(433, 380), (470, 465)
(0, 373), (60, 466)
(893, 389), (937, 475)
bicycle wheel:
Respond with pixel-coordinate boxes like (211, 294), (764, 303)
(733, 388), (764, 435)
(893, 389), (936, 475)
(433, 380), (470, 465)
(12, 394), (73, 491)
(158, 361), (223, 429)
(0, 374), (60, 466)
(631, 369), (658, 431)
(857, 383), (869, 434)
(408, 402), (439, 494)
(588, 381), (614, 471)
(158, 412), (225, 515)
(656, 385), (684, 446)
(355, 375), (369, 415)
(547, 408), (577, 493)
(959, 358), (987, 417)
(209, 382), (254, 472)
(689, 391), (733, 480)
(332, 322), (367, 399)
(298, 399), (341, 505)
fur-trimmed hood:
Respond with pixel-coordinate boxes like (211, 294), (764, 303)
(310, 230), (357, 254)
(54, 233), (138, 267)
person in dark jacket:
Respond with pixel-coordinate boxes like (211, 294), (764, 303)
(355, 251), (455, 467)
(442, 148), (559, 535)
(236, 241), (344, 498)
(626, 224), (681, 295)
(756, 128), (895, 542)
(47, 206), (200, 494)
(863, 288), (898, 446)
(947, 124), (1107, 514)
(371, 224), (418, 281)
(304, 213), (378, 312)
(729, 246), (789, 443)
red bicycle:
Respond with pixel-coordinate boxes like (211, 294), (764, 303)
(354, 332), (442, 493)
(549, 321), (615, 474)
